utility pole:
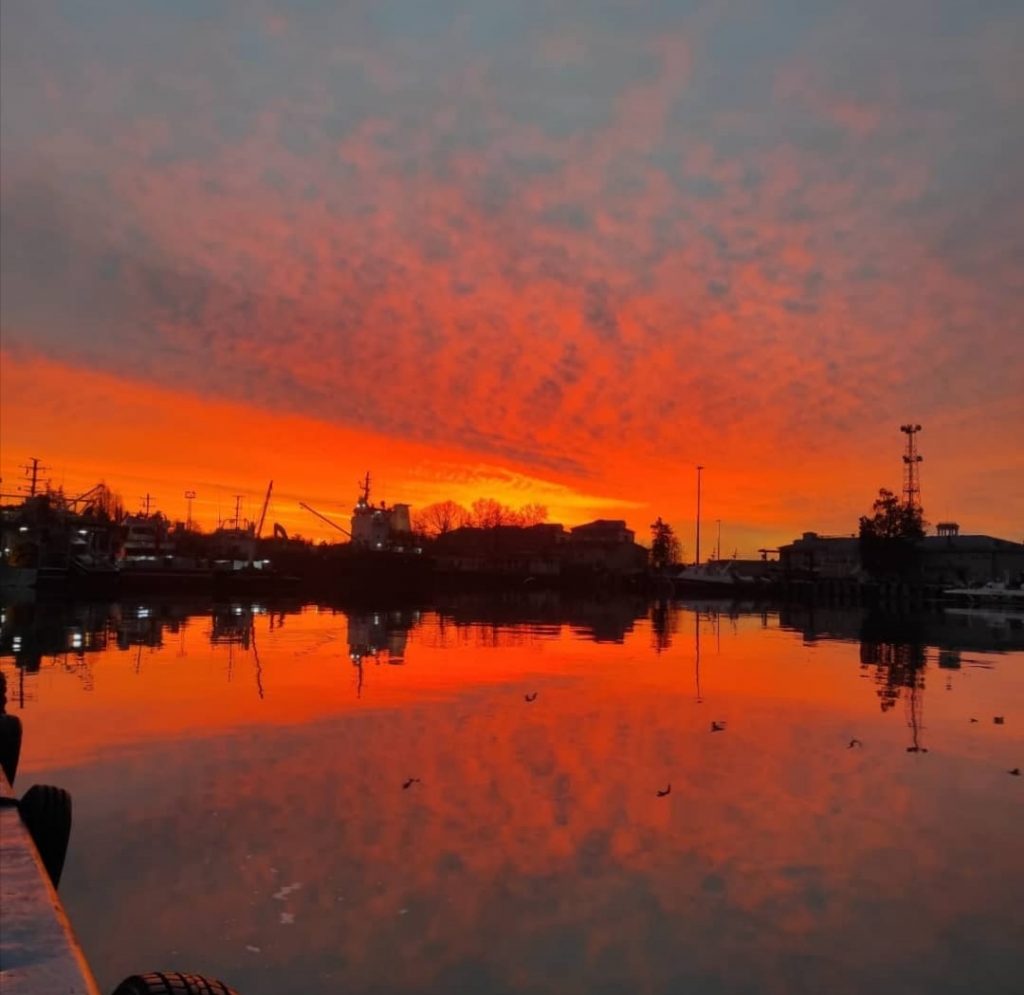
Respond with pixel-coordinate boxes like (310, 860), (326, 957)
(20, 458), (48, 498)
(695, 465), (704, 565)
(140, 493), (154, 516)
(233, 495), (244, 530)
(184, 490), (196, 530)
(716, 519), (722, 561)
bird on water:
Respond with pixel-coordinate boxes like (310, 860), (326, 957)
(848, 738), (863, 749)
(710, 721), (726, 732)
(657, 784), (671, 797)
(403, 777), (421, 790)
(524, 692), (538, 702)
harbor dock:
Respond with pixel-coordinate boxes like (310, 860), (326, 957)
(0, 768), (100, 995)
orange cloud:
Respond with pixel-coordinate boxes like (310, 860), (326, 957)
(2, 4), (1022, 549)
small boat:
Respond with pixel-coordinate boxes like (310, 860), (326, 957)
(672, 559), (774, 596)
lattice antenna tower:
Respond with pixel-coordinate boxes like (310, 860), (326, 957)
(900, 423), (923, 510)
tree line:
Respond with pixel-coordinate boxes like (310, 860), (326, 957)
(411, 498), (548, 537)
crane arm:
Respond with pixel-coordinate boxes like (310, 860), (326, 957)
(68, 483), (103, 508)
(256, 480), (273, 538)
(298, 502), (351, 538)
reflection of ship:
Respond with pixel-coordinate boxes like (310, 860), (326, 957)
(942, 581), (1024, 605)
(345, 608), (418, 698)
(944, 605), (1024, 627)
(347, 610), (416, 664)
(0, 600), (115, 683)
(210, 604), (256, 649)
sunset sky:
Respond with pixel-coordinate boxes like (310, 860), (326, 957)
(2, 1), (1022, 552)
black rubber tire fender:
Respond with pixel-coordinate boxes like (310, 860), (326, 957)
(0, 712), (22, 785)
(110, 972), (241, 995)
(18, 783), (72, 889)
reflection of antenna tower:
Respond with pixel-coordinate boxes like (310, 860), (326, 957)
(900, 423), (923, 509)
(905, 665), (926, 753)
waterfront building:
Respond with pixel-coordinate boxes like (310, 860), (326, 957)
(779, 532), (863, 579)
(564, 519), (648, 575)
(779, 530), (1024, 586)
(918, 534), (1024, 587)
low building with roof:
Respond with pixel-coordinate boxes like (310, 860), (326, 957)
(918, 534), (1024, 587)
(779, 529), (1024, 587)
(779, 532), (863, 579)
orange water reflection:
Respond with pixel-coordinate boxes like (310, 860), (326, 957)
(2, 598), (1022, 994)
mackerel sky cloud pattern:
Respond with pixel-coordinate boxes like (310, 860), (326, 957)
(2, 1), (1022, 543)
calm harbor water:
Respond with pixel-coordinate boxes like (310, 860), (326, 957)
(2, 596), (1022, 995)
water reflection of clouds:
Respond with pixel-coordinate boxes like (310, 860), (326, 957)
(4, 597), (1022, 993)
(55, 680), (1023, 995)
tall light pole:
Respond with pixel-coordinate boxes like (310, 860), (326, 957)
(184, 490), (196, 530)
(695, 465), (704, 566)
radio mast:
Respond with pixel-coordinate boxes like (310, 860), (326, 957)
(900, 424), (923, 510)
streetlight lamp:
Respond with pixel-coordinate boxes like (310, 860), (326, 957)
(184, 490), (196, 531)
(695, 465), (704, 565)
